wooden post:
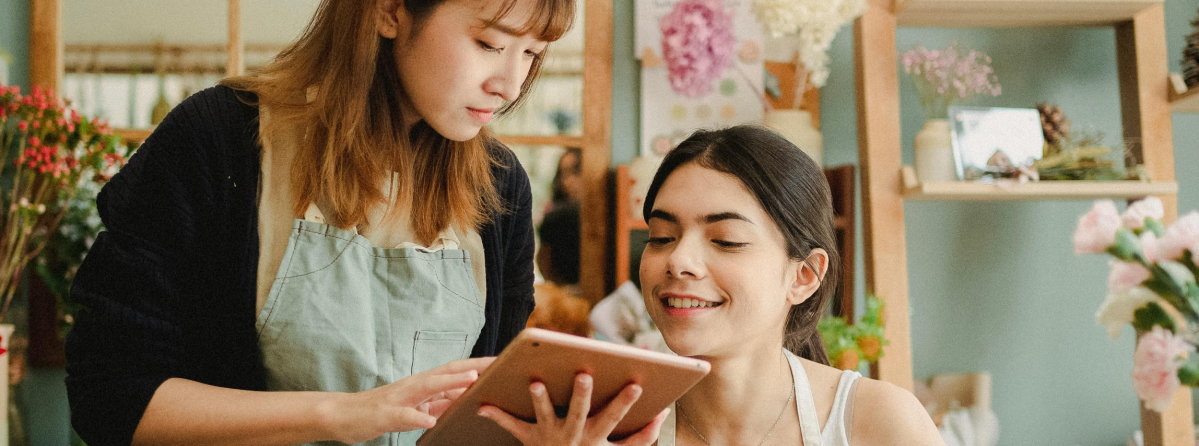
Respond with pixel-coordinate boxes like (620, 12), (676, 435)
(1116, 4), (1192, 446)
(854, 0), (913, 390)
(29, 0), (62, 92)
(227, 0), (244, 77)
(580, 0), (613, 303)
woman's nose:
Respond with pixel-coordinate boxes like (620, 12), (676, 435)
(665, 236), (705, 280)
(483, 56), (526, 103)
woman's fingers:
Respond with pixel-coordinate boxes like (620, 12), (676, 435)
(612, 408), (670, 446)
(478, 404), (532, 444)
(423, 398), (455, 417)
(565, 371), (594, 438)
(406, 370), (479, 405)
(428, 356), (495, 375)
(528, 381), (558, 423)
(392, 407), (438, 431)
(592, 384), (643, 436)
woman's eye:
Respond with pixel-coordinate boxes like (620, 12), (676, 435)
(524, 49), (542, 60)
(645, 237), (674, 247)
(478, 41), (502, 53)
(713, 240), (749, 249)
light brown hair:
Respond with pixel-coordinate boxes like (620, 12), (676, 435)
(222, 0), (574, 242)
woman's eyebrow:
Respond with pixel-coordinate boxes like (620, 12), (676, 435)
(704, 212), (753, 225)
(647, 209), (677, 223)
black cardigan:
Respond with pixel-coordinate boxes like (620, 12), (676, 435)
(63, 86), (537, 446)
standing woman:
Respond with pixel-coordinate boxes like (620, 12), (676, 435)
(64, 0), (574, 445)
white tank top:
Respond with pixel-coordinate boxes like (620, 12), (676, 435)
(658, 349), (862, 446)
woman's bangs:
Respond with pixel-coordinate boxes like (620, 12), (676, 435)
(487, 0), (576, 42)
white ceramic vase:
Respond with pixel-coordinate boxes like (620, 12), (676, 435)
(763, 110), (823, 166)
(914, 119), (958, 183)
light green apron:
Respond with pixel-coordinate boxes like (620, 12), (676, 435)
(256, 216), (486, 446)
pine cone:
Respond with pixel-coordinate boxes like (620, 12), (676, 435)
(1037, 103), (1071, 155)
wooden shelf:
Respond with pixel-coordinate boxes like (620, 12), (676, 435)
(114, 127), (153, 144)
(904, 180), (1178, 201)
(894, 0), (1161, 27)
(1171, 84), (1199, 113)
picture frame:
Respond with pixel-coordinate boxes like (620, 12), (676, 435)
(948, 106), (1045, 181)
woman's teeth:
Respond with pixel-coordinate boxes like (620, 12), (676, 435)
(666, 297), (719, 309)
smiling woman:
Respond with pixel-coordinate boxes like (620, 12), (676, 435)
(60, 0), (577, 445)
(633, 126), (943, 446)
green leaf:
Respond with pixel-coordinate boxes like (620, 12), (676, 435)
(1145, 219), (1167, 238)
(1133, 302), (1176, 333)
(1107, 227), (1143, 262)
(1179, 362), (1199, 387)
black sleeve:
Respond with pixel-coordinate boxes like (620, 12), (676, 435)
(64, 89), (229, 446)
(496, 152), (537, 351)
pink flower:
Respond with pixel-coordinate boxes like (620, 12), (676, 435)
(1132, 326), (1192, 412)
(1109, 261), (1152, 295)
(1141, 232), (1164, 264)
(1075, 200), (1122, 254)
(1123, 197), (1165, 230)
(1157, 212), (1199, 263)
(659, 0), (736, 98)
(17, 121), (27, 131)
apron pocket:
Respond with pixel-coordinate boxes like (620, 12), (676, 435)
(411, 331), (470, 376)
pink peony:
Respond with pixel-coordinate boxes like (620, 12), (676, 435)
(1123, 197), (1165, 230)
(1109, 261), (1152, 295)
(1132, 326), (1192, 413)
(659, 0), (736, 98)
(1157, 211), (1199, 263)
(1075, 201), (1122, 254)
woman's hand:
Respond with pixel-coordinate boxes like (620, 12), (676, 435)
(477, 373), (669, 446)
(328, 357), (495, 444)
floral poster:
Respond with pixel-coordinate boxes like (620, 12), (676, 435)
(636, 0), (764, 157)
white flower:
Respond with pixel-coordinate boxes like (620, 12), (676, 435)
(1096, 286), (1163, 339)
(752, 0), (866, 88)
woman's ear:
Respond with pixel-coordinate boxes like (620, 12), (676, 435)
(377, 0), (406, 39)
(786, 248), (829, 306)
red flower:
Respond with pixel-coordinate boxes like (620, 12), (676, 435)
(17, 121), (26, 131)
(28, 137), (40, 147)
(31, 121), (40, 129)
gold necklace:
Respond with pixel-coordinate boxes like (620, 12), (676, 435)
(676, 384), (796, 446)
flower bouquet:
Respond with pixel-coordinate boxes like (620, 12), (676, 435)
(1074, 197), (1199, 412)
(751, 0), (866, 99)
(0, 84), (127, 335)
(901, 44), (1001, 120)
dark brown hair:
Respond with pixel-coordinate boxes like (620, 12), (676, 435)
(641, 125), (840, 365)
(221, 0), (574, 242)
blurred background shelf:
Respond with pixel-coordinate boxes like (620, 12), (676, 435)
(904, 180), (1178, 201)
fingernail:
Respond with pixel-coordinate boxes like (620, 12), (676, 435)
(530, 384), (544, 396)
(578, 375), (592, 388)
(478, 408), (489, 417)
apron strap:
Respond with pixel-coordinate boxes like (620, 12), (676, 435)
(786, 349), (824, 446)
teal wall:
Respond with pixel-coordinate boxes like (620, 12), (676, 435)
(1, 0), (29, 89)
(612, 1), (1199, 445)
(3, 1), (75, 445)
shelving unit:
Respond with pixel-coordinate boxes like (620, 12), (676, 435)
(905, 180), (1178, 201)
(854, 0), (1187, 444)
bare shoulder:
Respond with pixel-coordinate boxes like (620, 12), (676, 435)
(849, 377), (945, 446)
